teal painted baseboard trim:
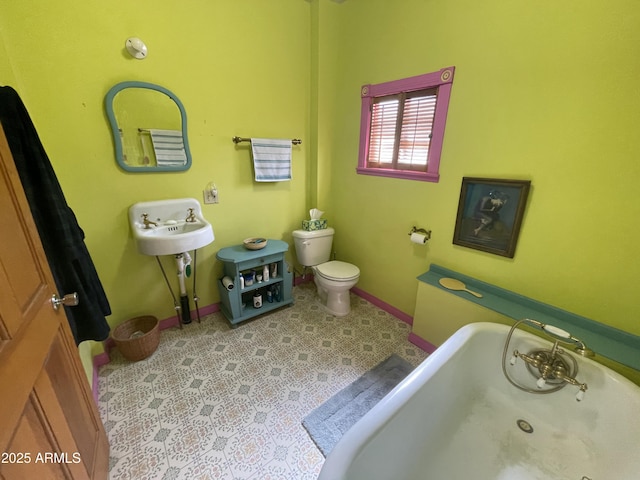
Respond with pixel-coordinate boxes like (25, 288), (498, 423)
(419, 264), (640, 371)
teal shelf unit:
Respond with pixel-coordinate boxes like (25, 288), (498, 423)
(216, 240), (293, 326)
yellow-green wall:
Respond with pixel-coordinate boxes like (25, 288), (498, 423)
(1, 0), (638, 380)
(318, 0), (640, 337)
(0, 0), (311, 366)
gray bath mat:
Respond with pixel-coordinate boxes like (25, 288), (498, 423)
(302, 354), (414, 456)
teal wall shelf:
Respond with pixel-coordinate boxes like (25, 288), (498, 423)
(419, 264), (640, 371)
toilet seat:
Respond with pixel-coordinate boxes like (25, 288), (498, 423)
(315, 261), (360, 282)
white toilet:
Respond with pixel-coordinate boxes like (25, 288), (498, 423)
(292, 228), (360, 317)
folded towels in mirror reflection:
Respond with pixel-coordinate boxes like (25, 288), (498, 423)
(150, 129), (187, 166)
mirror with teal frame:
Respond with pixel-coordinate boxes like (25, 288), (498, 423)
(105, 81), (192, 172)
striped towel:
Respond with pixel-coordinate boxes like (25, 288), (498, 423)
(149, 129), (187, 166)
(251, 138), (292, 182)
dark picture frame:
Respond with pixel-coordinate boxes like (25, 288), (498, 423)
(452, 177), (531, 258)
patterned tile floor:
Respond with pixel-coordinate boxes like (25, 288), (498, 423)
(98, 282), (428, 479)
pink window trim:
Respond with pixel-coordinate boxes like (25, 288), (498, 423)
(357, 66), (455, 183)
(355, 167), (440, 182)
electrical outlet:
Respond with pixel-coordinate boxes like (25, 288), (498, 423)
(203, 188), (218, 204)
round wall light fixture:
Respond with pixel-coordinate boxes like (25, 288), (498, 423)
(125, 37), (148, 59)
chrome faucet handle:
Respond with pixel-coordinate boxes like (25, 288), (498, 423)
(141, 213), (158, 228)
(512, 349), (541, 369)
(553, 368), (588, 401)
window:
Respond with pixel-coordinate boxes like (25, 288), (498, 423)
(357, 67), (455, 182)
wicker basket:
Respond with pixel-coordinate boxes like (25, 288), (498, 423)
(112, 315), (160, 361)
(243, 237), (267, 250)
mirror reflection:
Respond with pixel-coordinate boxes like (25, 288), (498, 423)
(105, 81), (192, 172)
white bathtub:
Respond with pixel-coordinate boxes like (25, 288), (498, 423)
(318, 322), (640, 480)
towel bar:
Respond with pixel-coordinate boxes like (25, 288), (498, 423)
(232, 136), (301, 145)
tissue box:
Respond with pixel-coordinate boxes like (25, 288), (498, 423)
(302, 219), (327, 231)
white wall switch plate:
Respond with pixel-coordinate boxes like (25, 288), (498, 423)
(203, 188), (218, 204)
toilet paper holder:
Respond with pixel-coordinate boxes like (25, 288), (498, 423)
(409, 226), (432, 241)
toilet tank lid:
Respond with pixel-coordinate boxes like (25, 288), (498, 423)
(292, 227), (335, 239)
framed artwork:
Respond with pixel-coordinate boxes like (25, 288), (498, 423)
(452, 177), (531, 258)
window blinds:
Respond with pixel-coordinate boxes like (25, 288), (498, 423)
(367, 88), (437, 171)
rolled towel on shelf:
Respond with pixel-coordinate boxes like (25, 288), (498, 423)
(250, 138), (292, 182)
(149, 129), (187, 166)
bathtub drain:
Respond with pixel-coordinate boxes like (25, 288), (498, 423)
(516, 419), (534, 433)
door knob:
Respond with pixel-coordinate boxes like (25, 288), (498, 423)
(51, 292), (79, 311)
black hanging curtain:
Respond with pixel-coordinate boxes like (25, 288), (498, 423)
(0, 86), (111, 344)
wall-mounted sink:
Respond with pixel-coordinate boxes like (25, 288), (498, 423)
(129, 198), (214, 256)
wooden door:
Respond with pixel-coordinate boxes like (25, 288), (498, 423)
(0, 124), (109, 479)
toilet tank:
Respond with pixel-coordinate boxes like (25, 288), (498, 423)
(292, 228), (335, 266)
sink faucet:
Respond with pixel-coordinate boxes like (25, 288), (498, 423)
(141, 213), (158, 229)
(185, 208), (196, 223)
